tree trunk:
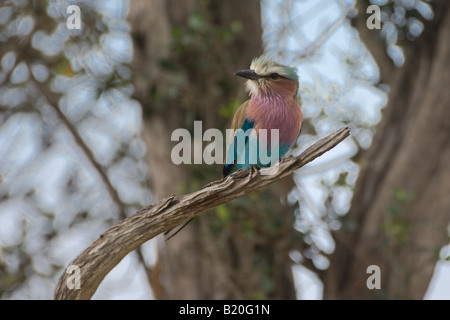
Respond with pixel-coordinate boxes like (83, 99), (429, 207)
(324, 1), (450, 299)
(129, 0), (297, 299)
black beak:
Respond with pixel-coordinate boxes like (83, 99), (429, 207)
(234, 69), (259, 80)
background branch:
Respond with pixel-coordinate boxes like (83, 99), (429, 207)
(32, 79), (163, 298)
(54, 127), (350, 300)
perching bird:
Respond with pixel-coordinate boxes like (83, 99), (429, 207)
(223, 55), (303, 176)
(165, 55), (303, 240)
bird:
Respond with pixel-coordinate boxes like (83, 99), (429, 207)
(223, 55), (303, 176)
(165, 55), (303, 240)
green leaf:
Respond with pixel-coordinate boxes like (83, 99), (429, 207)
(216, 205), (231, 224)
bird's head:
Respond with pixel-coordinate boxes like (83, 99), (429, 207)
(235, 55), (299, 99)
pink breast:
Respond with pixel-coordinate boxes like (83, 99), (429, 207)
(247, 95), (302, 146)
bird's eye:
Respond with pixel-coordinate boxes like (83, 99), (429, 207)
(269, 73), (280, 80)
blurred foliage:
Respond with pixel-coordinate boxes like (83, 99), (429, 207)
(261, 0), (435, 272)
(383, 187), (415, 246)
(0, 0), (150, 299)
(148, 4), (244, 127)
(368, 0), (434, 66)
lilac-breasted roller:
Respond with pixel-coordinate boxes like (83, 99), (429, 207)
(223, 55), (303, 176)
(165, 56), (302, 239)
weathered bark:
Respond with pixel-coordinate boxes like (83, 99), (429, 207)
(54, 128), (350, 300)
(324, 1), (450, 299)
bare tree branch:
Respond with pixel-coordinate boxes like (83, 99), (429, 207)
(32, 80), (125, 217)
(54, 127), (350, 300)
(294, 8), (350, 63)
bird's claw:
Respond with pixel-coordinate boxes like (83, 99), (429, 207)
(250, 165), (261, 174)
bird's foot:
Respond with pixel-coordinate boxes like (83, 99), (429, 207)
(250, 165), (261, 174)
